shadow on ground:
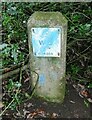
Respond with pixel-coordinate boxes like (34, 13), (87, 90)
(20, 81), (92, 119)
(2, 81), (92, 119)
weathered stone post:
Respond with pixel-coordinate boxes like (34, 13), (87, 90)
(27, 12), (67, 103)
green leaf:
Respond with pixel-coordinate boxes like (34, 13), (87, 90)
(71, 65), (80, 74)
(87, 83), (92, 88)
(15, 81), (21, 88)
(72, 15), (80, 21)
(0, 44), (8, 50)
(84, 100), (89, 107)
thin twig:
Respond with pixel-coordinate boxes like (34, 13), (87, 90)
(67, 53), (87, 65)
(0, 99), (14, 116)
(67, 37), (92, 48)
(0, 64), (28, 81)
(72, 11), (90, 19)
(0, 62), (24, 116)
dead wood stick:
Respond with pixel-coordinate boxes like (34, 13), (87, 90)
(1, 63), (23, 74)
(1, 61), (28, 74)
(0, 64), (29, 80)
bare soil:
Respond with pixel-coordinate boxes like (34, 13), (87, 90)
(2, 80), (92, 119)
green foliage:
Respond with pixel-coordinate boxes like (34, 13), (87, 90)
(1, 44), (25, 66)
(1, 2), (92, 112)
(2, 3), (29, 67)
(6, 79), (21, 91)
(2, 3), (28, 43)
(4, 79), (22, 110)
(87, 83), (92, 88)
(70, 65), (80, 75)
(84, 100), (89, 108)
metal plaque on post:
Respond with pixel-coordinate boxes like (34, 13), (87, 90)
(28, 12), (67, 103)
(31, 28), (61, 57)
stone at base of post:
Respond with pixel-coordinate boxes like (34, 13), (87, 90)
(35, 76), (66, 103)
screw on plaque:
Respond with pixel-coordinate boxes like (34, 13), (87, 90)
(58, 52), (60, 56)
(34, 52), (36, 55)
(58, 29), (60, 32)
(32, 29), (35, 33)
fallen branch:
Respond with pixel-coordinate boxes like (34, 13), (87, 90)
(1, 60), (28, 74)
(0, 64), (29, 80)
(1, 63), (24, 74)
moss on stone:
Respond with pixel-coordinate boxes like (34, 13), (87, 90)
(27, 12), (67, 103)
(31, 12), (67, 25)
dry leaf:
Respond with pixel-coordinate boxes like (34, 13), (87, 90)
(0, 101), (4, 108)
(51, 112), (59, 118)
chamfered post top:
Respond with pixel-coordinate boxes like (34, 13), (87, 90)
(27, 12), (68, 28)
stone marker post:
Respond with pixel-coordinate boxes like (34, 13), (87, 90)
(27, 12), (67, 103)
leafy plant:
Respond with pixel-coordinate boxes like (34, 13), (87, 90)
(70, 65), (80, 75)
(4, 79), (22, 110)
(1, 44), (25, 67)
(84, 100), (89, 108)
(87, 83), (92, 89)
(1, 2), (92, 117)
